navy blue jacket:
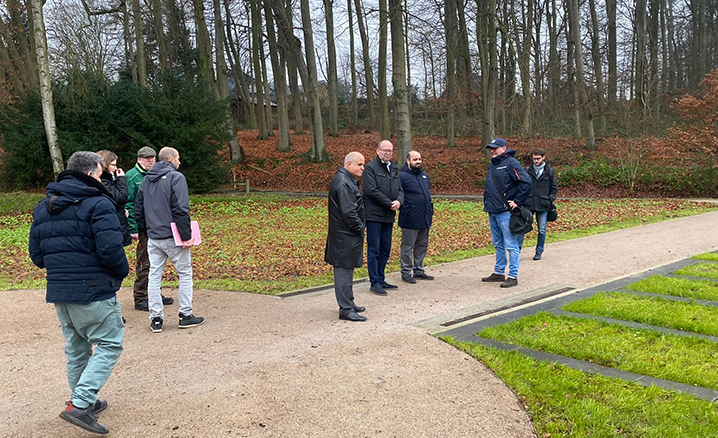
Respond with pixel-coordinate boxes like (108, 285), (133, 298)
(398, 163), (433, 229)
(29, 171), (129, 303)
(483, 148), (532, 213)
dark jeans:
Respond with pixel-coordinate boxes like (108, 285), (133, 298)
(133, 232), (150, 303)
(366, 220), (394, 286)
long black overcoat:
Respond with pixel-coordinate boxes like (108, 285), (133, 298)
(325, 167), (366, 268)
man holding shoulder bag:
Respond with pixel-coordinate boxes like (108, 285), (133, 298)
(481, 138), (532, 288)
(517, 148), (558, 261)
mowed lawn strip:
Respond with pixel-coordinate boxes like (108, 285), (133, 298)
(563, 292), (718, 336)
(626, 275), (718, 301)
(478, 312), (718, 390)
(675, 263), (718, 280)
(443, 338), (718, 438)
(2, 193), (716, 293)
(693, 252), (718, 262)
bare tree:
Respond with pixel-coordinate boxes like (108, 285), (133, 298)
(131, 0), (147, 86)
(444, 0), (457, 147)
(354, 0), (376, 128)
(588, 0), (606, 131)
(324, 0), (339, 137)
(568, 0), (595, 149)
(378, 0), (390, 139)
(389, 0), (411, 158)
(347, 0), (358, 125)
(264, 0), (290, 151)
(251, 0), (268, 139)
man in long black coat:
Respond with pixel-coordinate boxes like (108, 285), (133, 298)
(325, 152), (368, 322)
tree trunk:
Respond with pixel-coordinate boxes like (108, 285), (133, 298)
(588, 0), (606, 132)
(224, 0), (256, 129)
(193, 0), (218, 97)
(260, 35), (273, 136)
(30, 0), (63, 175)
(347, 0), (358, 125)
(607, 0), (617, 107)
(354, 0), (376, 129)
(648, 0), (660, 116)
(635, 0), (647, 107)
(666, 0), (676, 90)
(547, 0), (559, 113)
(251, 0), (268, 139)
(513, 0), (532, 134)
(378, 0), (390, 139)
(264, 0), (290, 151)
(151, 0), (169, 72)
(132, 0), (147, 87)
(476, 0), (497, 148)
(121, 0), (137, 82)
(444, 0), (457, 147)
(568, 0), (595, 149)
(284, 0), (303, 134)
(389, 0), (411, 159)
(456, 0), (472, 98)
(325, 0), (340, 137)
(566, 2), (580, 140)
(299, 0), (330, 162)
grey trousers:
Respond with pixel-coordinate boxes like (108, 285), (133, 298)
(333, 267), (356, 315)
(148, 237), (194, 319)
(400, 227), (430, 277)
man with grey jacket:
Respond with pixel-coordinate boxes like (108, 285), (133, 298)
(135, 147), (204, 333)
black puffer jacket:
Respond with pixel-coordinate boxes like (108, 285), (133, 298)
(325, 167), (366, 268)
(101, 171), (131, 246)
(524, 164), (558, 212)
(362, 156), (404, 223)
(29, 171), (129, 303)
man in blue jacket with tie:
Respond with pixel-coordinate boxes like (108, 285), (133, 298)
(398, 151), (435, 284)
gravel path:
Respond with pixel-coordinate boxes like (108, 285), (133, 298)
(2, 210), (717, 437)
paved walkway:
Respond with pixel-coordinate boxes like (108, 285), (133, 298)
(2, 210), (718, 437)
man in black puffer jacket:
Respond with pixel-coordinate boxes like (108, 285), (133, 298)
(516, 148), (558, 261)
(29, 151), (129, 435)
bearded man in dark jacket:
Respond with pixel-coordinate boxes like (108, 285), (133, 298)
(481, 138), (532, 288)
(516, 148), (558, 261)
(29, 151), (129, 435)
(325, 152), (368, 322)
(398, 151), (434, 284)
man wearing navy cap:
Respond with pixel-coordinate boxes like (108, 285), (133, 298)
(481, 138), (532, 288)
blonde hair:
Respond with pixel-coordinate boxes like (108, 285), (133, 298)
(96, 150), (118, 172)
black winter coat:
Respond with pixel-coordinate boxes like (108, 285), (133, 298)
(362, 156), (404, 223)
(483, 148), (532, 213)
(28, 171), (129, 303)
(325, 167), (366, 268)
(398, 163), (433, 229)
(101, 171), (131, 246)
(524, 164), (558, 212)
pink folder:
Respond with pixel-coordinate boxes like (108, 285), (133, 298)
(170, 221), (202, 246)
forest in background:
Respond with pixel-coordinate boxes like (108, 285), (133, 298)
(1, 0), (717, 193)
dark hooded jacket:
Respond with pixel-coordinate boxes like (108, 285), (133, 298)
(483, 148), (532, 213)
(101, 171), (131, 246)
(28, 171), (129, 303)
(524, 163), (558, 212)
(398, 163), (433, 229)
(362, 156), (404, 223)
(135, 161), (191, 241)
(325, 167), (366, 268)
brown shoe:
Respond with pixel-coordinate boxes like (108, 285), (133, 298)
(500, 278), (518, 288)
(482, 273), (506, 282)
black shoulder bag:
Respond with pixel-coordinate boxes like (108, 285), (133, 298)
(489, 165), (533, 235)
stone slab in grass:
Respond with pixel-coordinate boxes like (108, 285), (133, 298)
(562, 292), (718, 337)
(675, 263), (718, 280)
(479, 312), (718, 391)
(626, 275), (718, 301)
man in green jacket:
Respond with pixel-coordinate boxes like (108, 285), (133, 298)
(127, 146), (174, 311)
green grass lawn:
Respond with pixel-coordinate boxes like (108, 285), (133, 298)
(675, 262), (718, 280)
(563, 291), (718, 336)
(479, 312), (718, 390)
(627, 275), (718, 301)
(443, 338), (718, 438)
(693, 252), (718, 262)
(2, 192), (716, 293)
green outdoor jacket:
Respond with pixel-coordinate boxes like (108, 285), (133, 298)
(125, 162), (148, 233)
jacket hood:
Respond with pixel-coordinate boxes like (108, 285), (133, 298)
(490, 148), (517, 165)
(146, 161), (177, 182)
(45, 171), (112, 214)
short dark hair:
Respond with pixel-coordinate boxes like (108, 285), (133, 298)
(66, 151), (104, 175)
(532, 148), (546, 157)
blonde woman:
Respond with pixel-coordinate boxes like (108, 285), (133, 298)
(97, 150), (131, 246)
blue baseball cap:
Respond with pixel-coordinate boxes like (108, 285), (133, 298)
(486, 138), (508, 149)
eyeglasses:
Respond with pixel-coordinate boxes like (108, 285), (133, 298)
(378, 149), (393, 153)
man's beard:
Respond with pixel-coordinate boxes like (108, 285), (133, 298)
(409, 163), (422, 171)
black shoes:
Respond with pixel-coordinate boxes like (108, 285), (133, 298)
(150, 317), (163, 333)
(370, 285), (388, 295)
(59, 401), (109, 434)
(354, 305), (366, 313)
(135, 295), (174, 311)
(533, 252), (542, 260)
(339, 311), (367, 322)
(179, 313), (205, 329)
(500, 278), (519, 288)
(381, 282), (398, 289)
(414, 273), (435, 280)
(482, 273), (506, 282)
(402, 275), (416, 284)
(91, 399), (108, 414)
